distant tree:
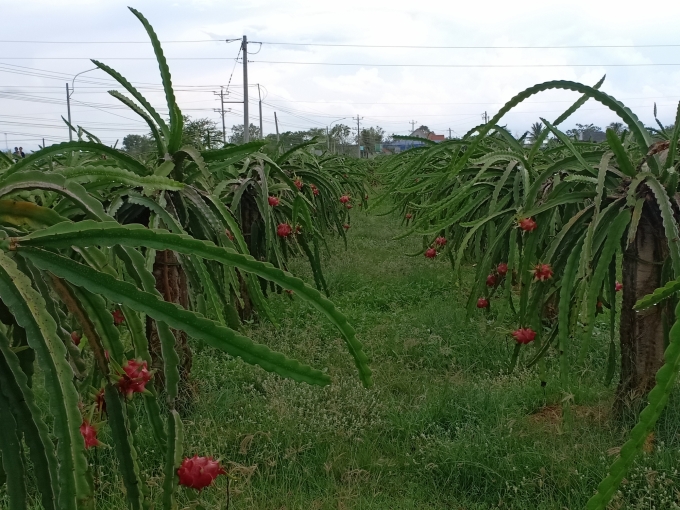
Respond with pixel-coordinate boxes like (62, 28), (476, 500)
(182, 116), (223, 149)
(360, 126), (385, 155)
(566, 123), (605, 142)
(528, 122), (545, 142)
(229, 123), (261, 144)
(122, 134), (154, 156)
(607, 122), (625, 136)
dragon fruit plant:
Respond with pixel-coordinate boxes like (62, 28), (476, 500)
(381, 74), (680, 509)
(0, 8), (372, 510)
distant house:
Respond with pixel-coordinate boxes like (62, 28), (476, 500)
(382, 126), (446, 153)
(428, 133), (446, 142)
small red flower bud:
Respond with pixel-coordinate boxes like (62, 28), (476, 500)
(112, 309), (125, 325)
(615, 281), (623, 292)
(497, 262), (508, 276)
(518, 217), (537, 232)
(532, 263), (554, 282)
(268, 196), (280, 207)
(476, 298), (489, 309)
(80, 420), (101, 449)
(405, 213), (412, 220)
(343, 224), (350, 230)
(177, 455), (226, 491)
(512, 328), (536, 344)
(435, 236), (447, 247)
(277, 223), (292, 238)
(71, 331), (81, 346)
(424, 248), (437, 259)
(486, 274), (497, 287)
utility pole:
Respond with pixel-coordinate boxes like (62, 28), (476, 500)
(257, 84), (263, 139)
(448, 128), (452, 139)
(42, 137), (45, 148)
(274, 112), (280, 143)
(4, 133), (8, 152)
(213, 87), (227, 144)
(482, 111), (488, 124)
(409, 120), (417, 133)
(353, 115), (363, 158)
(66, 83), (72, 141)
(242, 35), (249, 143)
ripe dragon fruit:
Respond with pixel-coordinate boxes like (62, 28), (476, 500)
(512, 328), (536, 344)
(486, 274), (497, 287)
(476, 298), (489, 309)
(615, 281), (623, 292)
(117, 359), (153, 398)
(310, 184), (320, 196)
(268, 196), (280, 207)
(294, 178), (303, 190)
(424, 248), (437, 259)
(435, 236), (447, 247)
(277, 223), (292, 238)
(518, 217), (537, 232)
(343, 224), (350, 230)
(80, 421), (101, 449)
(405, 213), (412, 220)
(497, 262), (508, 276)
(71, 331), (81, 346)
(339, 195), (350, 204)
(177, 455), (226, 490)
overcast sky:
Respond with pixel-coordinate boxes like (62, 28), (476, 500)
(2, 0), (680, 152)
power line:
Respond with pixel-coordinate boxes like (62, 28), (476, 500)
(6, 58), (680, 68)
(250, 60), (680, 68)
(3, 39), (680, 49)
(252, 41), (680, 50)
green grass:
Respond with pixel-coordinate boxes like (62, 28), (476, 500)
(10, 202), (680, 509)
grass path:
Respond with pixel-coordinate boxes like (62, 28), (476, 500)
(112, 204), (680, 509)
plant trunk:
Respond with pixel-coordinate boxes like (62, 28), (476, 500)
(146, 249), (193, 401)
(236, 192), (260, 320)
(616, 198), (670, 413)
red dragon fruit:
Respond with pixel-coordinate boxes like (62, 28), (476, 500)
(268, 196), (280, 207)
(177, 455), (226, 490)
(277, 223), (292, 238)
(117, 359), (153, 398)
(80, 421), (101, 449)
(512, 328), (536, 344)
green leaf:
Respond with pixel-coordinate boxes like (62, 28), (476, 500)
(606, 128), (636, 177)
(19, 221), (372, 386)
(162, 410), (183, 510)
(0, 331), (59, 510)
(4, 141), (149, 177)
(0, 252), (92, 509)
(57, 166), (183, 191)
(19, 247), (332, 386)
(127, 7), (182, 152)
(0, 386), (26, 510)
(586, 298), (680, 509)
